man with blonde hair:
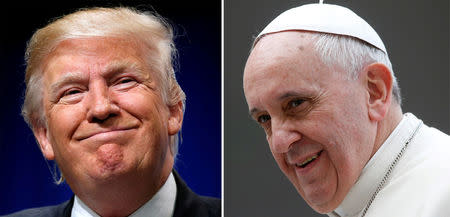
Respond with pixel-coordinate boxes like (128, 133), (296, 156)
(4, 7), (220, 217)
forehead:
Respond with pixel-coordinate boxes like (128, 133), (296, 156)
(243, 32), (336, 108)
(44, 37), (145, 74)
(43, 37), (149, 81)
(244, 31), (320, 85)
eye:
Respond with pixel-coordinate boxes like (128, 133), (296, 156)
(113, 77), (138, 89)
(62, 88), (82, 97)
(287, 99), (304, 109)
(120, 78), (133, 83)
(57, 88), (84, 104)
(116, 77), (136, 84)
(257, 114), (271, 124)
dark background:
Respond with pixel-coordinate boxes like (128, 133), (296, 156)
(0, 0), (221, 215)
(225, 0), (449, 216)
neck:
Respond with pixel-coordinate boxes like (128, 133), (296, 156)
(71, 162), (173, 217)
(370, 102), (403, 158)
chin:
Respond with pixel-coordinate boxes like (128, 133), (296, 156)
(309, 202), (336, 214)
(87, 162), (131, 182)
(300, 186), (339, 214)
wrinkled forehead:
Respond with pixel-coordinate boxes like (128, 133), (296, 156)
(45, 37), (145, 64)
(42, 37), (154, 81)
(243, 31), (337, 110)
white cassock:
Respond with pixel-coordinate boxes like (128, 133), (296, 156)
(328, 113), (450, 217)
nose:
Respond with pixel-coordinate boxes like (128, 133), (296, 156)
(86, 82), (120, 123)
(270, 119), (302, 154)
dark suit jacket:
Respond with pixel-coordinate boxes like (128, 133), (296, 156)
(2, 171), (220, 217)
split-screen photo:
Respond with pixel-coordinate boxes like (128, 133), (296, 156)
(1, 0), (448, 216)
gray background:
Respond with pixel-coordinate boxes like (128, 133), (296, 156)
(225, 0), (449, 216)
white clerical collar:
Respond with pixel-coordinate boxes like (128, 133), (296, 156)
(71, 172), (177, 217)
(330, 113), (422, 217)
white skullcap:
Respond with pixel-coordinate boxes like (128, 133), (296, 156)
(256, 3), (387, 53)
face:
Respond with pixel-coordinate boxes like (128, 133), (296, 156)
(35, 37), (182, 193)
(244, 32), (377, 213)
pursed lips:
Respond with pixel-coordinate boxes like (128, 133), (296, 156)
(74, 125), (138, 141)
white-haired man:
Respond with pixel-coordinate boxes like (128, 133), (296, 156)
(4, 7), (220, 217)
(243, 3), (450, 217)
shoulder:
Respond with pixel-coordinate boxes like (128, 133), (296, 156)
(394, 120), (450, 174)
(390, 122), (450, 190)
(1, 199), (73, 217)
(194, 195), (221, 216)
(373, 124), (450, 216)
(172, 171), (221, 217)
(174, 192), (221, 217)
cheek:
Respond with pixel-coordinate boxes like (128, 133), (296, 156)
(115, 91), (170, 149)
(45, 105), (87, 174)
(47, 104), (85, 144)
(300, 106), (367, 183)
(321, 118), (362, 174)
(115, 88), (167, 121)
(319, 109), (373, 195)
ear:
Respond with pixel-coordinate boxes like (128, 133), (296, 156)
(33, 126), (55, 160)
(365, 63), (393, 121)
(168, 101), (184, 136)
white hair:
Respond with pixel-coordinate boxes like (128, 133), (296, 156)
(312, 32), (401, 104)
(253, 31), (402, 104)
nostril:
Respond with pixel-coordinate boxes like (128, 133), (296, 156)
(87, 95), (120, 123)
(91, 117), (104, 124)
(91, 113), (118, 123)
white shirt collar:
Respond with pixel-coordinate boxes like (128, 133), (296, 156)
(330, 113), (422, 217)
(71, 172), (177, 217)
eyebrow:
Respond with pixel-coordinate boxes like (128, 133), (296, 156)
(248, 91), (312, 117)
(102, 60), (147, 81)
(49, 60), (146, 92)
(278, 91), (310, 101)
(105, 61), (145, 76)
(49, 72), (86, 94)
(249, 108), (260, 117)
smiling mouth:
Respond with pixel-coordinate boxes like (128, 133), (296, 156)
(295, 150), (323, 168)
(75, 128), (136, 141)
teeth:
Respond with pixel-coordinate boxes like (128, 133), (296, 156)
(296, 154), (319, 167)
